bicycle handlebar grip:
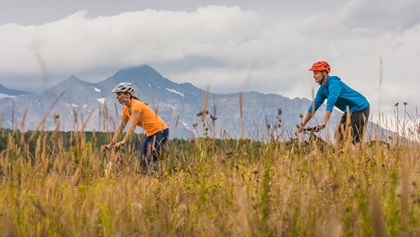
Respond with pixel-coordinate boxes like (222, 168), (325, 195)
(102, 145), (123, 152)
(304, 126), (319, 132)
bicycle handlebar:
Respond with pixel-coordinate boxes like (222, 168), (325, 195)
(102, 144), (123, 152)
(303, 126), (319, 132)
(298, 126), (322, 133)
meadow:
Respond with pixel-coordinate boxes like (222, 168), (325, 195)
(0, 106), (419, 237)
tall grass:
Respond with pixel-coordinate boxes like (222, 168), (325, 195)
(1, 101), (420, 237)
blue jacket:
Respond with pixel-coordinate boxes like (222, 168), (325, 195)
(308, 75), (369, 114)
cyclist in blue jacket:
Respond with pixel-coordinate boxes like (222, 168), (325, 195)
(299, 61), (370, 147)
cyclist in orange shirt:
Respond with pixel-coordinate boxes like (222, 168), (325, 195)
(103, 82), (169, 174)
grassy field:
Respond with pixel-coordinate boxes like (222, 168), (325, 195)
(0, 116), (419, 237)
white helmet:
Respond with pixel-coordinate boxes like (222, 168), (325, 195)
(111, 82), (136, 95)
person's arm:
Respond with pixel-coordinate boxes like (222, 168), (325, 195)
(300, 109), (332, 132)
(316, 80), (340, 130)
(301, 112), (313, 127)
(105, 115), (129, 149)
(297, 112), (313, 134)
(325, 80), (341, 112)
(308, 88), (325, 116)
(114, 110), (140, 148)
(300, 88), (330, 131)
(317, 110), (332, 130)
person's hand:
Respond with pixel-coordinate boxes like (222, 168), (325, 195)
(316, 123), (326, 131)
(296, 123), (305, 134)
(102, 144), (112, 151)
(114, 141), (125, 149)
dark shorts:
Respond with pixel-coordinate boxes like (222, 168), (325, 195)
(140, 128), (169, 170)
(338, 106), (370, 143)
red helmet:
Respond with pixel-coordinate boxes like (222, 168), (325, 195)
(309, 61), (331, 73)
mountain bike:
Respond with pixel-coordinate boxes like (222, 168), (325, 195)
(286, 126), (328, 154)
(101, 145), (155, 178)
(303, 126), (329, 151)
(101, 145), (127, 179)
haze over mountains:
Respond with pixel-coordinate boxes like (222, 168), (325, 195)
(1, 65), (367, 140)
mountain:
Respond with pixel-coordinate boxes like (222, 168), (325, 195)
(0, 65), (386, 140)
(0, 83), (30, 98)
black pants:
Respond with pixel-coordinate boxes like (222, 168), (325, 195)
(140, 128), (169, 172)
(338, 106), (370, 144)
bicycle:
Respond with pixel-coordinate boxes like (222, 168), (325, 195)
(286, 126), (329, 154)
(100, 144), (155, 178)
(303, 126), (329, 151)
(101, 145), (126, 179)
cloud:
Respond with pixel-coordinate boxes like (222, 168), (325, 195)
(0, 3), (419, 121)
(0, 6), (260, 74)
(334, 0), (420, 31)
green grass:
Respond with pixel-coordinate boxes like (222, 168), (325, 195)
(1, 120), (420, 236)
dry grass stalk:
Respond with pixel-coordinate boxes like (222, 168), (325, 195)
(29, 91), (65, 141)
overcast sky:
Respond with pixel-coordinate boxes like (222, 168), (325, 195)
(1, 0), (419, 125)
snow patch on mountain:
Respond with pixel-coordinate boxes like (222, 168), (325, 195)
(97, 98), (105, 104)
(168, 104), (175, 110)
(166, 88), (184, 97)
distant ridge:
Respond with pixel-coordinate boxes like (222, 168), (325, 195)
(0, 83), (30, 97)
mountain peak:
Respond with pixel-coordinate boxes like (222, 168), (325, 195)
(115, 65), (161, 79)
(121, 64), (156, 73)
(67, 75), (83, 82)
(53, 75), (87, 88)
(108, 64), (173, 88)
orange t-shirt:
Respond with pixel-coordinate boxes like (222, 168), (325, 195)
(122, 99), (168, 137)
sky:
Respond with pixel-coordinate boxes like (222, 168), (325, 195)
(0, 0), (419, 127)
